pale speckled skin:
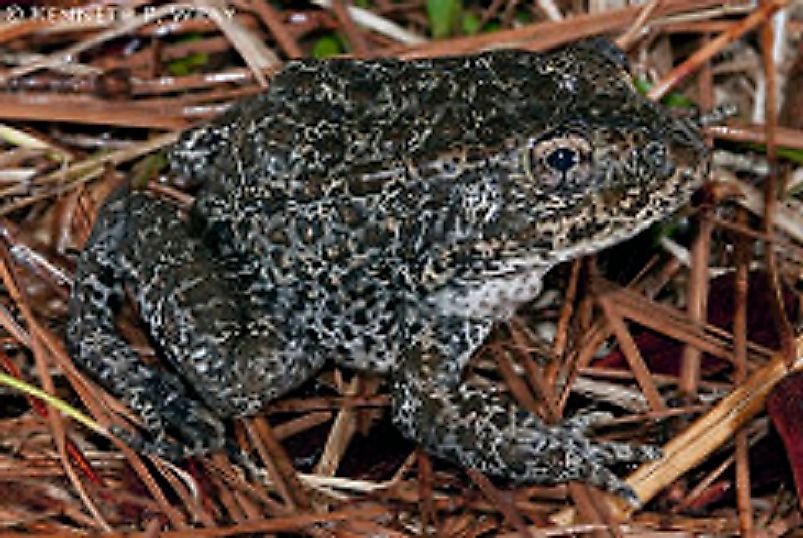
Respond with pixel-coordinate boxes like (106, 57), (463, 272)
(68, 39), (708, 504)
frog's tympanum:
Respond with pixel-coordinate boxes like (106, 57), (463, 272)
(68, 39), (708, 503)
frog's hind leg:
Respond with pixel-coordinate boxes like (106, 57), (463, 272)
(389, 319), (660, 506)
(68, 188), (322, 459)
(67, 188), (217, 458)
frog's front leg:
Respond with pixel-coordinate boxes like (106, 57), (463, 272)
(389, 318), (660, 505)
(68, 188), (323, 458)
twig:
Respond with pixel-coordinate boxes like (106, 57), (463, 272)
(311, 0), (427, 45)
(732, 208), (754, 536)
(556, 335), (803, 523)
(647, 0), (787, 100)
(679, 212), (713, 399)
(192, 0), (278, 86)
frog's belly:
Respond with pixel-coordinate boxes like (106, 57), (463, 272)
(430, 268), (547, 320)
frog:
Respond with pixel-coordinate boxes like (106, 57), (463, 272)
(67, 38), (708, 505)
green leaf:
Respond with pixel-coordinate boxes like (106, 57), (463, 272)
(633, 78), (695, 108)
(482, 21), (501, 33)
(745, 142), (803, 166)
(131, 152), (168, 188)
(462, 11), (481, 35)
(778, 146), (803, 165)
(312, 34), (343, 58)
(514, 9), (533, 24)
(166, 52), (209, 77)
(427, 0), (462, 38)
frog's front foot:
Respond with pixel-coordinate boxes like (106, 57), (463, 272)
(112, 372), (226, 460)
(495, 413), (661, 506)
(390, 344), (660, 506)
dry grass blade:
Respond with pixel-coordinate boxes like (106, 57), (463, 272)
(597, 296), (666, 411)
(709, 123), (803, 151)
(395, 0), (727, 58)
(22, 314), (192, 529)
(235, 0), (303, 59)
(758, 0), (797, 371)
(598, 279), (775, 363)
(467, 469), (539, 538)
(312, 0), (427, 45)
(0, 132), (177, 216)
(719, 174), (803, 243)
(647, 0), (787, 100)
(506, 319), (561, 419)
(192, 0), (277, 86)
(679, 214), (713, 398)
(126, 504), (390, 537)
(560, 336), (803, 525)
(245, 416), (311, 510)
(615, 0), (662, 50)
(492, 342), (543, 415)
(0, 239), (110, 531)
(331, 0), (370, 55)
(313, 375), (361, 477)
(631, 338), (803, 503)
(733, 209), (755, 535)
(0, 94), (189, 129)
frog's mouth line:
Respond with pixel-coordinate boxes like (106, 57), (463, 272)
(503, 162), (706, 276)
(564, 165), (704, 261)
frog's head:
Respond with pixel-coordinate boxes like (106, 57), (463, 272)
(482, 40), (709, 271)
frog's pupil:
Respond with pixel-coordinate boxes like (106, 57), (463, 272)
(545, 148), (578, 172)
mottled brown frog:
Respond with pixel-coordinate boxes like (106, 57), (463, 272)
(68, 39), (708, 504)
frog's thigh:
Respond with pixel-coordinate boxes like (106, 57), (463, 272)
(123, 193), (325, 417)
(68, 189), (228, 457)
(68, 190), (322, 457)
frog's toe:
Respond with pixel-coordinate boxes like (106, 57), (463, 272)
(160, 397), (226, 457)
(509, 440), (642, 506)
(561, 412), (662, 464)
(122, 383), (226, 459)
(500, 421), (654, 505)
(390, 343), (652, 504)
(110, 424), (185, 460)
(563, 411), (614, 434)
(587, 438), (662, 465)
(581, 461), (643, 507)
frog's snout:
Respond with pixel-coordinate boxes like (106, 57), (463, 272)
(667, 117), (709, 168)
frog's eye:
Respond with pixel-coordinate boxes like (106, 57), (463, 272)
(545, 147), (580, 173)
(525, 135), (592, 190)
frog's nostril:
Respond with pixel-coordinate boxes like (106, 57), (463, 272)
(644, 141), (665, 165)
(642, 141), (673, 176)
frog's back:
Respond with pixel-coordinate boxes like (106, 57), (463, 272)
(171, 43), (650, 199)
